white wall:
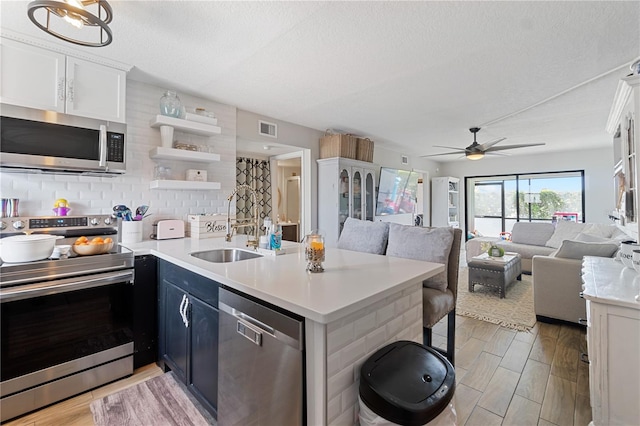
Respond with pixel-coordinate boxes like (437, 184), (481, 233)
(236, 110), (323, 230)
(0, 80), (236, 239)
(438, 147), (614, 234)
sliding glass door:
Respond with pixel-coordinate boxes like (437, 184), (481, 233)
(473, 181), (505, 237)
(466, 171), (584, 239)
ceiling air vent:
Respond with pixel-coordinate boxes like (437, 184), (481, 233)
(258, 120), (277, 138)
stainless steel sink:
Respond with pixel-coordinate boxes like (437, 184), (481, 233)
(190, 248), (263, 263)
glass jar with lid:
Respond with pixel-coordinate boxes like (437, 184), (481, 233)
(159, 90), (183, 118)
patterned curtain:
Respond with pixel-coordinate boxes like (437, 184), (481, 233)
(235, 157), (272, 234)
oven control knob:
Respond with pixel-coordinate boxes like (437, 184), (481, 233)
(12, 220), (24, 230)
(104, 217), (112, 225)
(0, 221), (6, 230)
(90, 218), (100, 226)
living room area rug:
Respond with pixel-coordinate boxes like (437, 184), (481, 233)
(90, 371), (216, 426)
(456, 267), (536, 331)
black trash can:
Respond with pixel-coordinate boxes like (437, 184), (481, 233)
(359, 341), (456, 426)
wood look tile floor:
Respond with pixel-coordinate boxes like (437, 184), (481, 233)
(431, 315), (591, 426)
(5, 318), (589, 426)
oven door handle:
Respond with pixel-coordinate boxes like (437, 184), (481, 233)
(0, 270), (134, 303)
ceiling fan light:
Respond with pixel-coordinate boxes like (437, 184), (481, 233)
(466, 152), (484, 160)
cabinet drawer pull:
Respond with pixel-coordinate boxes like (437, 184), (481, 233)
(580, 352), (589, 364)
(67, 79), (74, 102)
(58, 78), (65, 101)
(578, 318), (588, 326)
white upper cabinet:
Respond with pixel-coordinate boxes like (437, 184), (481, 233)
(65, 56), (126, 123)
(0, 38), (66, 112)
(0, 38), (126, 123)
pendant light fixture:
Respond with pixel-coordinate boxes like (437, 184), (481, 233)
(27, 0), (113, 47)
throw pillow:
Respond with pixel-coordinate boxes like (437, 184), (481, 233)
(386, 223), (454, 292)
(545, 221), (587, 249)
(337, 218), (389, 255)
(574, 232), (610, 243)
(511, 222), (556, 246)
(554, 239), (619, 260)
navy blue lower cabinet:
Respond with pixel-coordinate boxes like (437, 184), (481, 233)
(133, 255), (158, 369)
(157, 259), (219, 417)
(162, 280), (189, 382)
(189, 295), (218, 411)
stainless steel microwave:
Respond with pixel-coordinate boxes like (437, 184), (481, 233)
(0, 105), (126, 176)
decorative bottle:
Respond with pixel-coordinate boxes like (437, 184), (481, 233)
(159, 90), (182, 118)
(270, 224), (282, 250)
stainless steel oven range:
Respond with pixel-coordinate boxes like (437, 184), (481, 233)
(0, 215), (134, 422)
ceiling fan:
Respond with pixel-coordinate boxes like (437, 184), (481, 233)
(422, 127), (545, 160)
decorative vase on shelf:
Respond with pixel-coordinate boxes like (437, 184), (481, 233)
(159, 90), (182, 118)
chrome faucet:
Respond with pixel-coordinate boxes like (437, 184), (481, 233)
(225, 184), (260, 248)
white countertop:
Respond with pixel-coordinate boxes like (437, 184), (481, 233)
(582, 256), (640, 310)
(123, 236), (444, 324)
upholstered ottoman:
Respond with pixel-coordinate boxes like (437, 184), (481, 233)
(468, 253), (522, 298)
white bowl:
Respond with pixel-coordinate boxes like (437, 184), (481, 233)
(0, 234), (61, 263)
(620, 241), (639, 269)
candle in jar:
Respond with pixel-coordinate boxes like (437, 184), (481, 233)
(310, 241), (324, 250)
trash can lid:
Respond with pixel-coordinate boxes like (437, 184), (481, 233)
(359, 341), (455, 426)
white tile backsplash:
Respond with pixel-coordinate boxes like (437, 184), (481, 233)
(0, 80), (237, 239)
(326, 283), (423, 425)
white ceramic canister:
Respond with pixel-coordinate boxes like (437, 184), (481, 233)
(620, 241), (639, 269)
(121, 221), (144, 245)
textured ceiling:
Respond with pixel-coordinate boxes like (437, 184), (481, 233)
(1, 1), (639, 161)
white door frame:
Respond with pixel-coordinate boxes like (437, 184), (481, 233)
(412, 168), (431, 226)
(270, 149), (311, 238)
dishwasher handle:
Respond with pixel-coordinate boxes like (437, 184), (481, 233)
(236, 318), (263, 346)
(219, 291), (304, 351)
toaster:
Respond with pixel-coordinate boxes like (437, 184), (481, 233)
(152, 220), (185, 240)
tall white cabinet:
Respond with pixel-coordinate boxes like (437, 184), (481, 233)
(317, 157), (378, 247)
(582, 257), (640, 426)
(431, 177), (460, 228)
(606, 74), (640, 240)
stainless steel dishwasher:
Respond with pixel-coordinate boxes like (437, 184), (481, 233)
(218, 287), (304, 425)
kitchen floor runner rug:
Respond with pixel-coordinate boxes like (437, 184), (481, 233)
(456, 267), (536, 332)
(90, 371), (216, 426)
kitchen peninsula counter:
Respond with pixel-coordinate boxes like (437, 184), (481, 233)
(124, 236), (443, 324)
(124, 236), (444, 425)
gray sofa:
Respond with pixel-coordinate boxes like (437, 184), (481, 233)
(466, 222), (556, 273)
(466, 221), (626, 324)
